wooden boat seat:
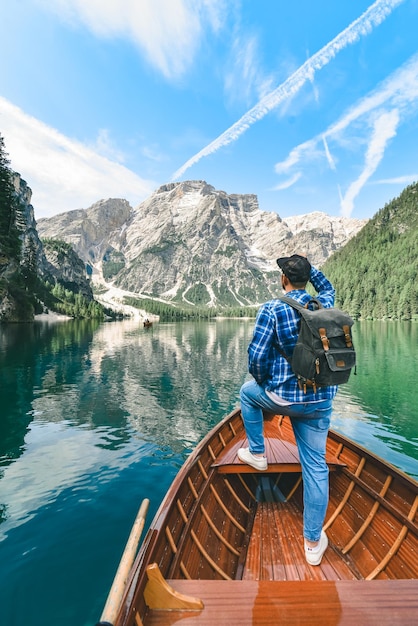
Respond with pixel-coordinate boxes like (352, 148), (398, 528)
(212, 414), (346, 474)
(145, 579), (418, 625)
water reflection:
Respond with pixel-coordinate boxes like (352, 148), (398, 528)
(24, 320), (253, 449)
(1, 319), (417, 470)
(0, 318), (417, 542)
(0, 320), (254, 539)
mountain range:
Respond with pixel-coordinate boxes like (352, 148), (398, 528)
(37, 180), (367, 309)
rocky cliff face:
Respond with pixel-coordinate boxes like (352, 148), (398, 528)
(41, 242), (94, 301)
(0, 174), (94, 321)
(38, 181), (367, 308)
(37, 198), (132, 267)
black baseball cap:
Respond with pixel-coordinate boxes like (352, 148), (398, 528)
(276, 254), (311, 283)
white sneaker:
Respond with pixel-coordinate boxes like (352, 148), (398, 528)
(237, 447), (268, 471)
(305, 530), (328, 566)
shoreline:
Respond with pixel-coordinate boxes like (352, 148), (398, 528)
(34, 311), (73, 322)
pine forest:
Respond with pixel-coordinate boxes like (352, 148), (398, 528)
(323, 182), (418, 321)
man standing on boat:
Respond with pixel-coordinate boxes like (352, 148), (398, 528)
(238, 253), (336, 566)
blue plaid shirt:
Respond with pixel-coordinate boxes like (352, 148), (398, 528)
(248, 266), (338, 403)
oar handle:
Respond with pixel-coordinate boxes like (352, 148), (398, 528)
(98, 498), (150, 626)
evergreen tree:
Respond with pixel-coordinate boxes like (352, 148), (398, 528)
(21, 235), (38, 290)
(0, 134), (23, 260)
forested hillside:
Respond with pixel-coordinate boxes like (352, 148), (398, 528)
(323, 182), (418, 321)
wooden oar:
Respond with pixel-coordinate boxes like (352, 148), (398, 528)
(98, 498), (150, 626)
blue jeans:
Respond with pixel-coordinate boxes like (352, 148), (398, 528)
(240, 380), (332, 542)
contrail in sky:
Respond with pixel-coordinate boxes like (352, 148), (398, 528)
(273, 52), (418, 217)
(275, 53), (418, 175)
(172, 0), (405, 180)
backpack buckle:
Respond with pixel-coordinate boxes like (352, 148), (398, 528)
(319, 327), (329, 351)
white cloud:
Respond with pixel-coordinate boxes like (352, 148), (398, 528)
(374, 174), (418, 184)
(224, 35), (259, 104)
(141, 144), (165, 163)
(172, 0), (404, 179)
(38, 0), (227, 79)
(340, 109), (400, 217)
(275, 146), (311, 175)
(224, 33), (274, 107)
(322, 135), (336, 171)
(0, 97), (155, 218)
(273, 172), (302, 191)
(92, 128), (126, 162)
(325, 54), (418, 139)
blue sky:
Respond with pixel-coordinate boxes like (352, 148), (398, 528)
(1, 0), (418, 220)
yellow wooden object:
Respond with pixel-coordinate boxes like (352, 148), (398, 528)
(144, 563), (204, 611)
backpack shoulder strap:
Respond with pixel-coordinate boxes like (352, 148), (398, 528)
(278, 295), (323, 313)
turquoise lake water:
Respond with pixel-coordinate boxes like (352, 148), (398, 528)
(0, 319), (417, 626)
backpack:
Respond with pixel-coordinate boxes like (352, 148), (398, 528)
(278, 296), (356, 392)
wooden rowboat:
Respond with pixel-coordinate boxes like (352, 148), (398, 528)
(97, 408), (418, 626)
